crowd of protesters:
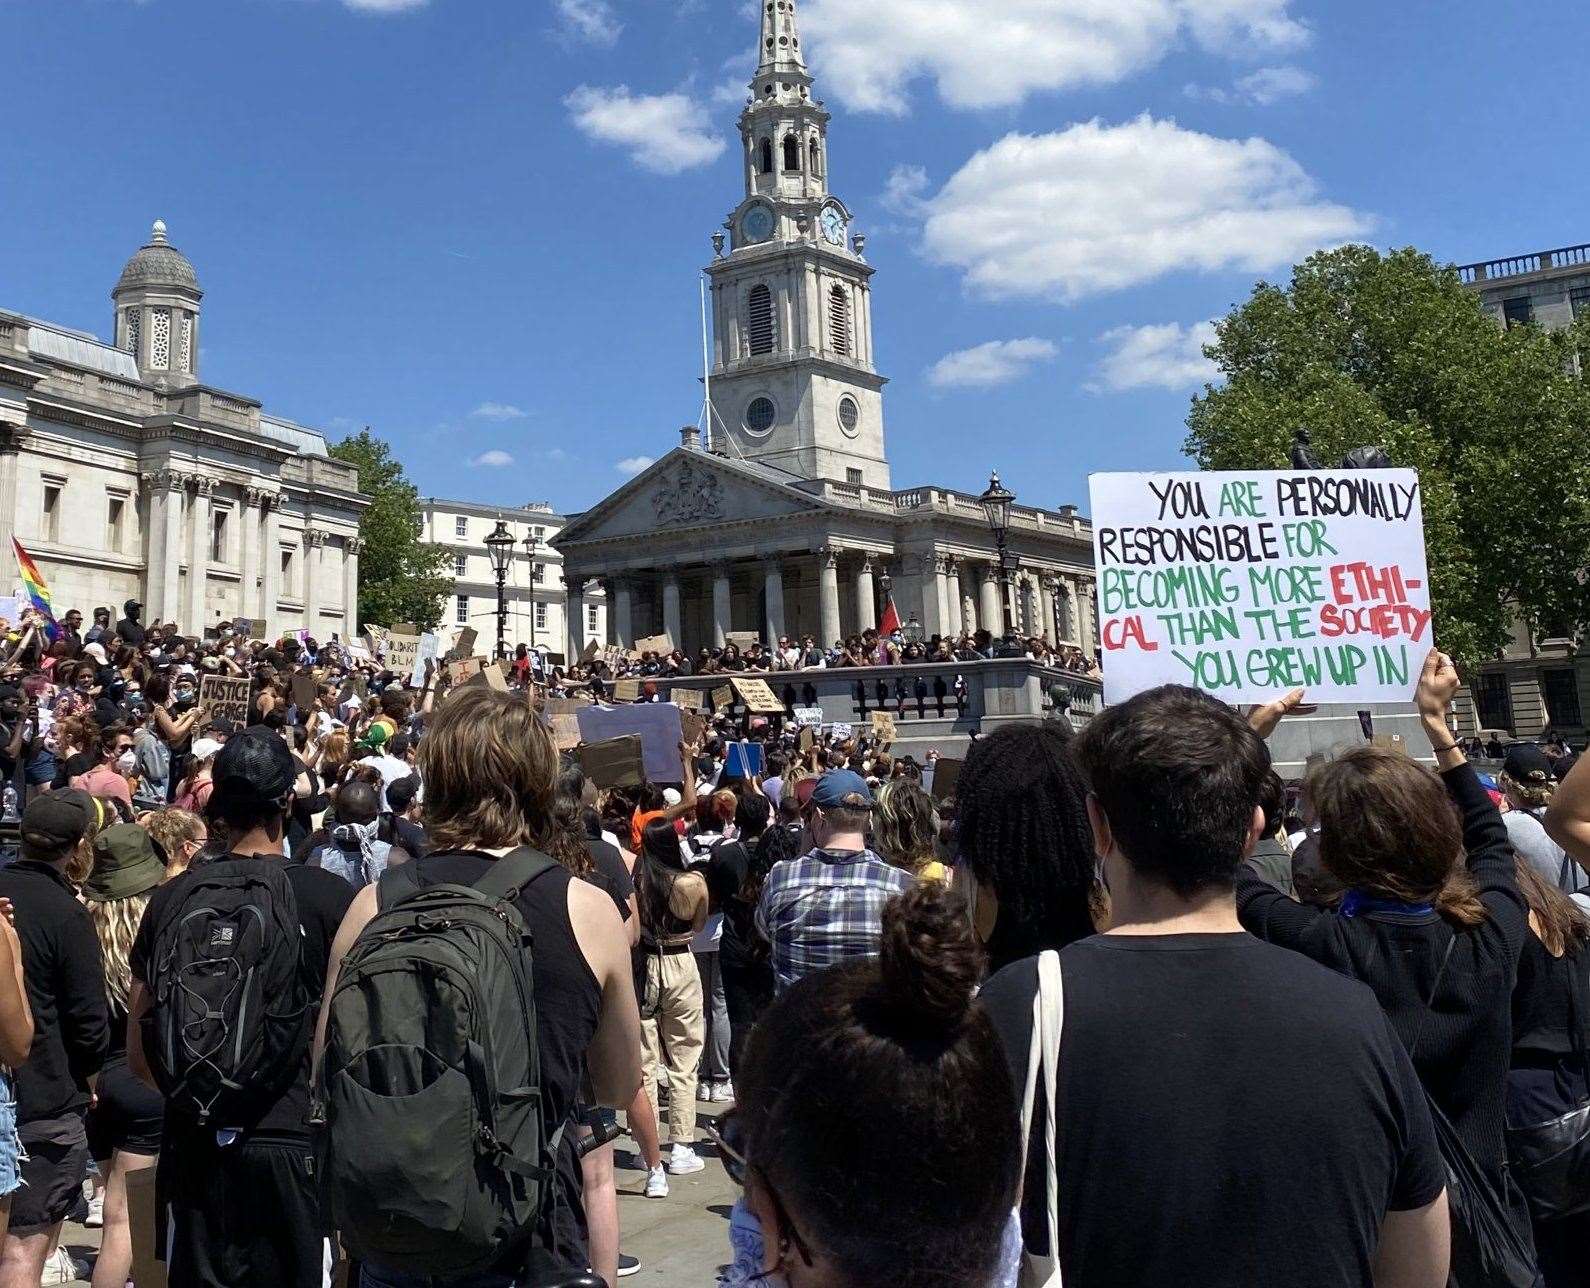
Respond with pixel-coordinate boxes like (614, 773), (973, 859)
(0, 590), (1580, 1288)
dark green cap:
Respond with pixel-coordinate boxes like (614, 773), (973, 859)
(83, 824), (166, 903)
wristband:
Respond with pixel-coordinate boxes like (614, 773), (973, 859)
(1428, 739), (1458, 753)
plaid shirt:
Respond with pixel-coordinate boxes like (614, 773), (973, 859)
(756, 847), (916, 995)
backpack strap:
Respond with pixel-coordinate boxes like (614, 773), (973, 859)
(473, 846), (559, 904)
(1408, 931), (1458, 1064)
(375, 860), (423, 912)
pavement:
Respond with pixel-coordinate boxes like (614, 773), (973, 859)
(54, 1100), (739, 1287)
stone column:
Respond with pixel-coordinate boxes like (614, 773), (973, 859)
(304, 529), (326, 635)
(662, 574), (682, 650)
(763, 557), (785, 645)
(979, 564), (1002, 637)
(186, 476), (213, 633)
(613, 578), (634, 649)
(1040, 576), (1058, 644)
(854, 558), (877, 632)
(240, 489), (262, 627)
(0, 419), (25, 563)
(711, 563), (733, 647)
(958, 564), (978, 634)
(1077, 577), (1097, 658)
(941, 557), (962, 638)
(261, 492), (282, 639)
(149, 470), (184, 626)
(817, 548), (841, 647)
(342, 536), (362, 640)
(567, 577), (586, 660)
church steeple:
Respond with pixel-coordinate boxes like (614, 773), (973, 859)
(757, 0), (808, 79)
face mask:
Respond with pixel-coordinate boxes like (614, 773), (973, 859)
(722, 1200), (788, 1288)
(116, 751), (137, 773)
(176, 687), (193, 701)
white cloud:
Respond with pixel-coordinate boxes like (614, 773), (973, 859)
(881, 164), (931, 217)
(1095, 321), (1219, 391)
(615, 456), (655, 476)
(471, 402), (528, 421)
(554, 0), (621, 45)
(928, 338), (1057, 389)
(1186, 64), (1317, 106)
(471, 450), (516, 468)
(918, 115), (1371, 303)
(342, 0), (427, 10)
(565, 86), (726, 175)
(801, 0), (1308, 114)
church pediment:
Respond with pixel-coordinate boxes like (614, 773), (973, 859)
(553, 448), (829, 550)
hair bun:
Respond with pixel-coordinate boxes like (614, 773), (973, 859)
(879, 882), (985, 1034)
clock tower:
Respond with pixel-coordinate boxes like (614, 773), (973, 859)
(705, 0), (889, 489)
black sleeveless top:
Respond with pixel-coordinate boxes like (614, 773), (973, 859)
(407, 851), (601, 1267)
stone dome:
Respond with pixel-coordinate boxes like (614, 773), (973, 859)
(113, 220), (202, 296)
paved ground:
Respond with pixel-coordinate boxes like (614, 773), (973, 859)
(54, 1101), (738, 1287)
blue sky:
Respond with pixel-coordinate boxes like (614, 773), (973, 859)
(2, 0), (1585, 517)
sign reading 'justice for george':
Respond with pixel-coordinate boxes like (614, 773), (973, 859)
(1089, 469), (1431, 705)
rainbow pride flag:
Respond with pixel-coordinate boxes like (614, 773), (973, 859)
(12, 538), (59, 640)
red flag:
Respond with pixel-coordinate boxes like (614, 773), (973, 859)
(878, 597), (901, 638)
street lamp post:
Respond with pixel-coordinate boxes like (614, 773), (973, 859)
(523, 531), (539, 655)
(978, 470), (1017, 639)
(484, 520), (515, 661)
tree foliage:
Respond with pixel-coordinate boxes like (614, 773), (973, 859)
(328, 429), (452, 631)
(1185, 245), (1590, 667)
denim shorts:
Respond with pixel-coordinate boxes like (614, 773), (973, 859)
(0, 1075), (22, 1198)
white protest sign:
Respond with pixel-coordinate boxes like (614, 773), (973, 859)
(410, 632), (443, 689)
(828, 722), (853, 740)
(791, 706), (824, 727)
(1089, 469), (1431, 706)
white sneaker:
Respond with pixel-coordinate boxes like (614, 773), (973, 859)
(645, 1165), (670, 1198)
(713, 1079), (735, 1103)
(40, 1246), (83, 1286)
(667, 1143), (706, 1175)
(85, 1190), (104, 1228)
(696, 1080), (716, 1103)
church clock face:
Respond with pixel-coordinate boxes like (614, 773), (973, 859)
(820, 206), (846, 246)
(742, 204), (775, 244)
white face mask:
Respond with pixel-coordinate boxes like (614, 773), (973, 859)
(116, 750), (137, 774)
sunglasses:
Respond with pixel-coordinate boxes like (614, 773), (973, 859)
(705, 1110), (814, 1268)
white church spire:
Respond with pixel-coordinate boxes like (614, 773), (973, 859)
(756, 0), (808, 80)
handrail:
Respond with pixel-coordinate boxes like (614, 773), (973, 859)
(1458, 243), (1590, 284)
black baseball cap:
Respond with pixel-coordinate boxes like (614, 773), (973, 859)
(1503, 744), (1554, 785)
(211, 726), (296, 814)
(20, 788), (94, 851)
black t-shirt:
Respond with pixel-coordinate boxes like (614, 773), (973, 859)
(130, 852), (354, 1142)
(980, 933), (1444, 1288)
(584, 837), (634, 920)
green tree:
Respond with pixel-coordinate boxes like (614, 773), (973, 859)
(1184, 244), (1590, 667)
(329, 429), (452, 631)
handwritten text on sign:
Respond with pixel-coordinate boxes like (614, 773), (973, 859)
(1089, 469), (1430, 704)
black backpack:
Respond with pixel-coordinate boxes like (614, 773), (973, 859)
(316, 848), (560, 1276)
(145, 857), (312, 1126)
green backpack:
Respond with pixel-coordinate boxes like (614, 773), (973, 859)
(316, 848), (560, 1275)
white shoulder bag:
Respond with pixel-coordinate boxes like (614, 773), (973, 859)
(1018, 950), (1064, 1288)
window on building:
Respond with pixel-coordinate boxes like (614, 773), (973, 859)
(179, 312), (194, 374)
(1473, 671), (1513, 734)
(747, 284), (776, 355)
(846, 468), (863, 485)
(829, 285), (852, 357)
(783, 134), (800, 171)
(454, 554), (468, 577)
(1503, 296), (1533, 327)
(759, 138), (774, 174)
(282, 548), (296, 597)
(105, 494), (126, 552)
(211, 509), (228, 564)
(535, 602), (547, 632)
(809, 137), (822, 176)
(454, 515), (468, 539)
(150, 307), (171, 369)
(1573, 287), (1590, 319)
(456, 594), (469, 626)
(1543, 669), (1583, 728)
(533, 562), (545, 584)
(587, 603), (599, 634)
(122, 309), (140, 356)
(41, 484), (61, 544)
(534, 526), (545, 539)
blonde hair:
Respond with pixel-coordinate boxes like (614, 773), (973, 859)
(1500, 770), (1556, 813)
(88, 893), (153, 1012)
(142, 807), (205, 877)
(418, 688), (560, 853)
(872, 779), (940, 877)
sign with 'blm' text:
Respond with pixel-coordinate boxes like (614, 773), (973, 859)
(1089, 469), (1431, 705)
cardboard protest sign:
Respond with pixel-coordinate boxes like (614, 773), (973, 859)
(1090, 469), (1431, 705)
(732, 678), (784, 715)
(680, 711), (707, 748)
(385, 632), (421, 683)
(363, 624), (390, 657)
(634, 634), (674, 657)
(199, 674), (251, 725)
(600, 645), (629, 673)
(829, 722), (853, 740)
(791, 706), (824, 727)
(290, 674), (318, 712)
(545, 696), (593, 716)
(711, 684), (734, 710)
(447, 627), (477, 662)
(575, 703), (685, 783)
(871, 710), (897, 744)
(579, 736), (646, 789)
(725, 631), (759, 652)
(672, 688), (705, 712)
(580, 640), (600, 664)
(549, 714), (583, 752)
(543, 652), (565, 668)
(929, 757), (963, 801)
(798, 725), (815, 753)
(445, 656), (488, 687)
(613, 679), (642, 702)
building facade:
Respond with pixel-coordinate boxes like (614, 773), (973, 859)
(1457, 242), (1590, 738)
(419, 498), (605, 660)
(555, 0), (1098, 655)
(0, 222), (367, 639)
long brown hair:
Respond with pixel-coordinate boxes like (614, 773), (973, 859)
(1515, 859), (1590, 957)
(1311, 747), (1486, 926)
(417, 688), (561, 854)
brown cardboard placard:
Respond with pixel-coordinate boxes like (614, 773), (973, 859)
(247, 618), (268, 641)
(290, 673), (318, 711)
(798, 725), (815, 753)
(870, 710), (897, 744)
(725, 630), (760, 652)
(633, 633), (674, 657)
(545, 695), (593, 716)
(447, 627), (478, 662)
(672, 688), (705, 712)
(613, 679), (642, 702)
(929, 757), (963, 801)
(680, 710), (707, 747)
(580, 639), (600, 664)
(385, 633), (422, 683)
(711, 684), (735, 710)
(550, 713), (583, 751)
(199, 674), (252, 725)
(1370, 733), (1409, 757)
(733, 677), (784, 715)
(444, 656), (488, 688)
(579, 735), (646, 789)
